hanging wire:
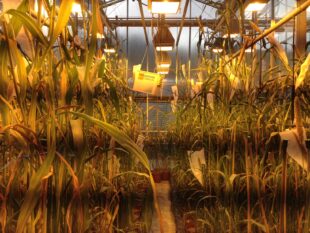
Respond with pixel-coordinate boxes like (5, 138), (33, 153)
(140, 46), (149, 67)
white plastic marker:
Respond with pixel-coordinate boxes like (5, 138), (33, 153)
(188, 148), (206, 186)
(279, 127), (309, 171)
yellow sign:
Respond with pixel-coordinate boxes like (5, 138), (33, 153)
(132, 65), (162, 95)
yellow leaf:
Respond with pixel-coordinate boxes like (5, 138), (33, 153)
(60, 68), (68, 105)
(70, 119), (84, 150)
(50, 0), (75, 46)
(295, 53), (310, 89)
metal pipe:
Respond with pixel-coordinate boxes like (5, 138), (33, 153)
(137, 0), (149, 46)
(176, 0), (190, 46)
(231, 0), (310, 60)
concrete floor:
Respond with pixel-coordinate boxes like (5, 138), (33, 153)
(150, 181), (176, 233)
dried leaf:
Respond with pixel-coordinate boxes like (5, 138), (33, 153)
(295, 53), (310, 89)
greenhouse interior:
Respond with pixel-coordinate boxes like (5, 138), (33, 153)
(0, 0), (310, 232)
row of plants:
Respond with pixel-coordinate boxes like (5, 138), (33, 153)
(0, 1), (162, 232)
(166, 30), (310, 232)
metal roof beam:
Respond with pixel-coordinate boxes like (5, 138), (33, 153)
(106, 18), (302, 28)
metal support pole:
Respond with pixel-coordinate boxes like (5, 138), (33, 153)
(230, 0), (310, 61)
(188, 0), (192, 61)
(269, 0), (275, 81)
(126, 0), (129, 56)
(176, 46), (179, 85)
(295, 0), (307, 59)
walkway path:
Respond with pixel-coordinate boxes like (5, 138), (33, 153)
(150, 181), (176, 233)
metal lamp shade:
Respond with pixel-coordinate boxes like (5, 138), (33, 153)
(212, 38), (224, 53)
(157, 67), (170, 75)
(153, 25), (175, 52)
(244, 0), (268, 12)
(149, 0), (180, 14)
(156, 51), (171, 68)
(104, 37), (116, 53)
(224, 18), (239, 38)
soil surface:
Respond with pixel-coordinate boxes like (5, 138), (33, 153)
(150, 181), (176, 233)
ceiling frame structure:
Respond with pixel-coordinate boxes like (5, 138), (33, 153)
(106, 17), (306, 29)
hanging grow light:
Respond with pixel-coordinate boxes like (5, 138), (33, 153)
(104, 48), (116, 53)
(153, 25), (175, 52)
(72, 2), (83, 16)
(157, 67), (170, 75)
(156, 51), (171, 68)
(245, 47), (252, 53)
(104, 37), (116, 54)
(244, 0), (268, 12)
(212, 38), (224, 53)
(223, 18), (239, 38)
(149, 0), (180, 14)
(96, 33), (105, 39)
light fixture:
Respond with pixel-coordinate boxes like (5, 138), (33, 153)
(149, 0), (180, 14)
(96, 33), (105, 39)
(153, 25), (175, 52)
(245, 47), (252, 53)
(244, 0), (268, 12)
(223, 18), (239, 38)
(212, 38), (224, 53)
(157, 67), (169, 75)
(72, 2), (83, 15)
(104, 37), (116, 54)
(104, 48), (116, 53)
(156, 51), (171, 68)
(212, 48), (223, 53)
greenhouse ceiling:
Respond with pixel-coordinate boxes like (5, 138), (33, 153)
(0, 0), (309, 85)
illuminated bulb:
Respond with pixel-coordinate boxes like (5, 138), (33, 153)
(157, 63), (171, 68)
(245, 3), (266, 11)
(151, 1), (180, 14)
(104, 48), (116, 53)
(157, 67), (169, 75)
(72, 2), (82, 15)
(155, 46), (173, 52)
(212, 48), (223, 53)
(245, 0), (268, 12)
(223, 33), (239, 39)
(96, 33), (105, 39)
